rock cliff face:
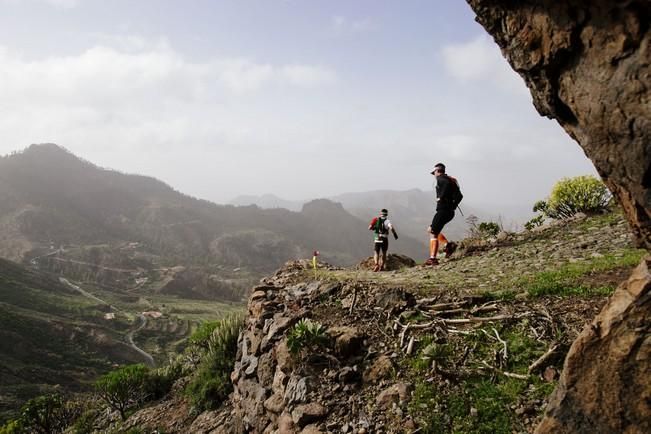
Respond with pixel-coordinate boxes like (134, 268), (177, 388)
(467, 0), (650, 249)
(466, 2), (650, 432)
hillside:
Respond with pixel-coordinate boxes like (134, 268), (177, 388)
(81, 211), (645, 433)
(0, 258), (146, 422)
(0, 144), (425, 299)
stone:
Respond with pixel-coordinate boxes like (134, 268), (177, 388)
(272, 369), (288, 396)
(543, 366), (557, 383)
(291, 402), (328, 427)
(278, 412), (297, 434)
(276, 339), (294, 372)
(264, 393), (285, 414)
(262, 316), (298, 351)
(245, 330), (262, 356)
(257, 352), (276, 385)
(376, 383), (412, 409)
(338, 366), (360, 383)
(243, 355), (258, 377)
(300, 424), (325, 434)
(328, 326), (365, 358)
(536, 257), (651, 433)
(363, 355), (394, 383)
(497, 231), (509, 242)
(251, 290), (267, 301)
(284, 375), (309, 405)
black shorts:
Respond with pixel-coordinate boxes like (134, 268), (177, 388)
(430, 209), (455, 235)
(374, 238), (388, 253)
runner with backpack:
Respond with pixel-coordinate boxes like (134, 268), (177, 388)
(368, 209), (399, 272)
(426, 163), (461, 266)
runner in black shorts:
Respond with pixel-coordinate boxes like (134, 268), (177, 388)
(426, 163), (461, 265)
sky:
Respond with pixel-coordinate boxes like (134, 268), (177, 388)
(0, 0), (596, 216)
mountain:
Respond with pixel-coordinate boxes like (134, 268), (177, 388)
(230, 189), (497, 242)
(0, 144), (425, 299)
(230, 193), (303, 212)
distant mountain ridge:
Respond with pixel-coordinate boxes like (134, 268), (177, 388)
(231, 189), (495, 241)
(0, 144), (425, 299)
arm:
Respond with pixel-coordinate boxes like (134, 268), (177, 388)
(388, 222), (399, 239)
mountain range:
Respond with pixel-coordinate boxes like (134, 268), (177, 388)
(0, 144), (426, 299)
(232, 189), (495, 241)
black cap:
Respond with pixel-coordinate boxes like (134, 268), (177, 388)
(430, 163), (446, 174)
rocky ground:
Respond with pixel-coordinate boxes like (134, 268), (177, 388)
(124, 211), (645, 433)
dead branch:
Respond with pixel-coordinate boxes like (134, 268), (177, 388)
(447, 328), (473, 335)
(470, 304), (501, 314)
(492, 327), (508, 363)
(527, 343), (559, 374)
(479, 361), (529, 380)
(406, 336), (415, 355)
(349, 286), (357, 315)
(429, 308), (469, 316)
(442, 313), (526, 324)
(415, 295), (442, 306)
(399, 323), (410, 348)
(427, 300), (469, 311)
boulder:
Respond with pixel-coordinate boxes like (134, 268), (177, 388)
(327, 326), (365, 358)
(357, 253), (416, 271)
(376, 383), (412, 410)
(291, 402), (328, 427)
(363, 355), (394, 383)
(536, 257), (651, 433)
(466, 2), (651, 432)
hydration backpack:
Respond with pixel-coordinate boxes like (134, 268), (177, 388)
(449, 176), (463, 210)
(369, 217), (388, 234)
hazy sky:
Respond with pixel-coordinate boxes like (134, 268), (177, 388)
(0, 0), (596, 213)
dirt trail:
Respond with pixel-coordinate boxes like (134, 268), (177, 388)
(59, 277), (156, 367)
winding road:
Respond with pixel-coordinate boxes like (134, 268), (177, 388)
(59, 277), (156, 367)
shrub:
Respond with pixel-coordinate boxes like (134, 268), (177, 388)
(95, 364), (149, 421)
(16, 393), (80, 434)
(72, 408), (100, 434)
(478, 222), (501, 237)
(146, 361), (185, 401)
(185, 314), (244, 411)
(524, 215), (545, 231)
(0, 419), (22, 434)
(540, 175), (611, 219)
(286, 318), (328, 355)
(188, 321), (219, 350)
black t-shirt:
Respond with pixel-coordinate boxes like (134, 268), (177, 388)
(436, 174), (456, 211)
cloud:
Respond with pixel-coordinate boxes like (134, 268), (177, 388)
(0, 39), (338, 160)
(280, 64), (336, 87)
(0, 42), (337, 104)
(0, 0), (79, 8)
(441, 35), (527, 94)
(331, 16), (376, 35)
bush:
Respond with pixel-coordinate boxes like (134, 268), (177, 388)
(16, 393), (80, 434)
(186, 314), (244, 411)
(524, 215), (545, 231)
(540, 175), (611, 219)
(0, 419), (22, 434)
(188, 321), (219, 350)
(478, 222), (501, 237)
(146, 361), (185, 401)
(286, 319), (328, 355)
(95, 364), (149, 421)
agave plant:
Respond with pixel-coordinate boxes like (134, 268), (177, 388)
(286, 318), (328, 354)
